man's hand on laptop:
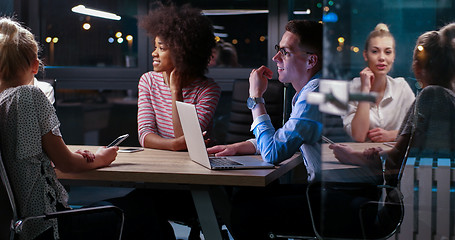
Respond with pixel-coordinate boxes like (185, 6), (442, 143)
(207, 141), (257, 157)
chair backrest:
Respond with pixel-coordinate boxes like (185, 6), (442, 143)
(399, 86), (455, 183)
(0, 149), (17, 240)
(225, 79), (284, 144)
(392, 87), (455, 239)
(371, 88), (455, 239)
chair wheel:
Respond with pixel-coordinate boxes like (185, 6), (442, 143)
(268, 232), (277, 239)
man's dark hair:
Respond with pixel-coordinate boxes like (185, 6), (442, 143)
(139, 2), (215, 79)
(285, 20), (323, 62)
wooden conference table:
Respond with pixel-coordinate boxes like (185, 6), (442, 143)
(321, 142), (394, 182)
(56, 145), (303, 240)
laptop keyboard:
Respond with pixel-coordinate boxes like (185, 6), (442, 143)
(209, 157), (243, 167)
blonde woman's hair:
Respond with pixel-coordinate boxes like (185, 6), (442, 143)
(0, 17), (40, 82)
(364, 23), (395, 51)
(374, 23), (390, 32)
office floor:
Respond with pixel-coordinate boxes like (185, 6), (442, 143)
(67, 186), (233, 240)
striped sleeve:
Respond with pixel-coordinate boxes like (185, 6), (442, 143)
(138, 74), (221, 146)
(137, 72), (157, 146)
(193, 79), (221, 131)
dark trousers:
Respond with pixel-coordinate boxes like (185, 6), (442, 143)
(229, 182), (380, 240)
(229, 183), (317, 240)
(315, 183), (381, 238)
(106, 188), (198, 240)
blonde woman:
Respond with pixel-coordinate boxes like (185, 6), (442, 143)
(0, 17), (119, 240)
(331, 22), (455, 186)
(343, 23), (415, 142)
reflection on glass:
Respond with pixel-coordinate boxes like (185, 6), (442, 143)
(39, 0), (138, 67)
(205, 11), (267, 68)
(212, 40), (240, 68)
(179, 0), (268, 68)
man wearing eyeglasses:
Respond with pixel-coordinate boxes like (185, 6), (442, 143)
(207, 20), (323, 239)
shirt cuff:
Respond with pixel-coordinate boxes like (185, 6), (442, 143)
(246, 138), (260, 155)
(250, 114), (271, 131)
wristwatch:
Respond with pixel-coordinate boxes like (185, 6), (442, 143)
(247, 97), (265, 109)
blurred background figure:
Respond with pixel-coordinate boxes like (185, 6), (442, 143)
(209, 40), (240, 68)
(216, 40), (240, 67)
(30, 77), (55, 104)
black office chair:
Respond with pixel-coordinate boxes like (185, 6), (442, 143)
(0, 149), (125, 240)
(269, 160), (405, 240)
(225, 79), (285, 144)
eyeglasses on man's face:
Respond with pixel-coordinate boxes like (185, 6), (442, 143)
(274, 44), (314, 57)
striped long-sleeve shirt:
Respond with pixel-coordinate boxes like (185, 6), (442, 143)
(137, 71), (221, 147)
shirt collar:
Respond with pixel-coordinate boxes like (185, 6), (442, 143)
(293, 71), (321, 105)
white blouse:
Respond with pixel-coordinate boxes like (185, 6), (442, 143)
(342, 76), (416, 141)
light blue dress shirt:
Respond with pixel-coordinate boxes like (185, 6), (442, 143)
(250, 75), (323, 182)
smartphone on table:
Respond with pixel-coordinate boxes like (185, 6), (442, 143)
(107, 134), (129, 148)
(118, 148), (144, 153)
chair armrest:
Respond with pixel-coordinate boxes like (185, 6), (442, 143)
(44, 205), (123, 219)
(14, 205), (124, 239)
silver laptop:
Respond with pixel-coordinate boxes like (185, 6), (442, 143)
(176, 101), (275, 170)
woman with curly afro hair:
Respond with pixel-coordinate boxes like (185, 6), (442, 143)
(137, 2), (221, 151)
(107, 3), (221, 239)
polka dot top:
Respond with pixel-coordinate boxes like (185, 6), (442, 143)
(0, 85), (69, 240)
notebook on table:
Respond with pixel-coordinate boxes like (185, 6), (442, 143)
(176, 101), (275, 170)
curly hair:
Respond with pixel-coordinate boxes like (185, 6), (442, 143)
(139, 2), (215, 80)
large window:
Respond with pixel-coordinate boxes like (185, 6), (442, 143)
(40, 0), (139, 68)
(38, 0), (271, 69)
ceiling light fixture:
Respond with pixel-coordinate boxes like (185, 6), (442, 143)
(293, 9), (311, 15)
(202, 9), (268, 16)
(72, 5), (121, 21)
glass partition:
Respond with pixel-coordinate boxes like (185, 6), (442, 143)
(319, 1), (455, 239)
